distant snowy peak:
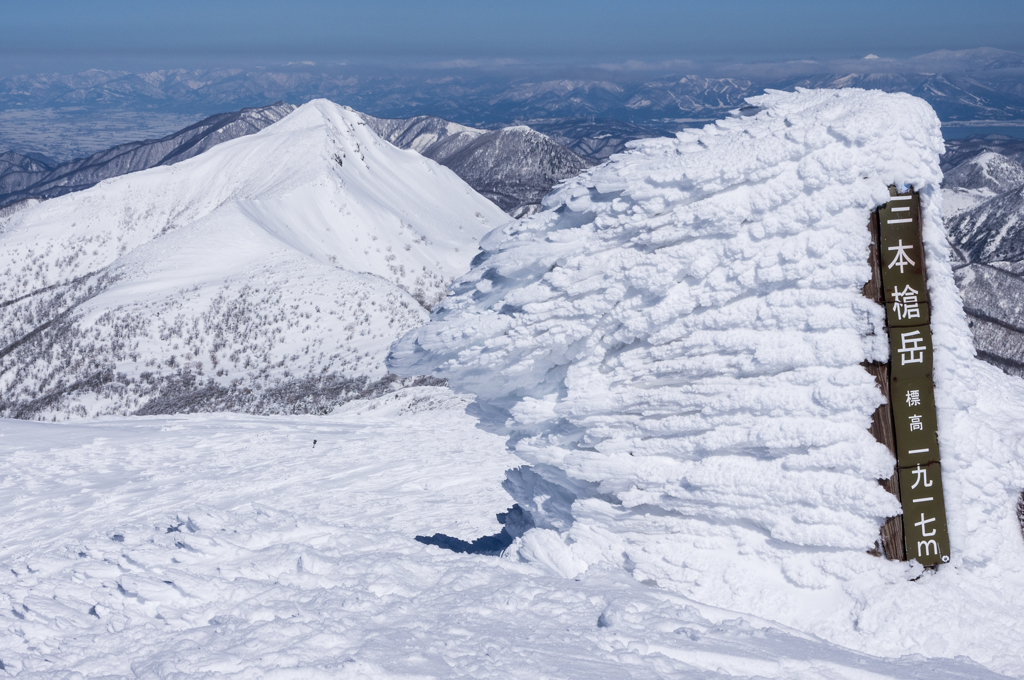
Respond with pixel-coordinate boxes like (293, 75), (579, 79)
(0, 99), (507, 419)
(361, 113), (592, 216)
(443, 125), (593, 217)
(525, 119), (674, 162)
(0, 102), (296, 209)
(944, 151), (1024, 193)
(941, 150), (1024, 221)
(941, 134), (1024, 171)
(361, 114), (485, 158)
(625, 75), (753, 113)
(912, 46), (1024, 69)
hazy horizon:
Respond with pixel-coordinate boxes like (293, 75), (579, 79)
(2, 0), (1023, 76)
(3, 46), (1024, 83)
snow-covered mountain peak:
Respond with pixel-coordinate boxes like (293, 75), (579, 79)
(260, 100), (375, 155)
(942, 150), (1024, 225)
(0, 98), (507, 419)
(1, 99), (504, 303)
(360, 113), (485, 157)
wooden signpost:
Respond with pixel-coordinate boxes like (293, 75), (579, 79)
(868, 186), (951, 567)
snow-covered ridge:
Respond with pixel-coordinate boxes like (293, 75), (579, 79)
(941, 150), (1024, 223)
(944, 150), (1024, 195)
(390, 89), (1024, 672)
(0, 99), (507, 419)
(0, 103), (296, 209)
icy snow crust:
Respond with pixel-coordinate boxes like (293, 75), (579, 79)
(390, 89), (1024, 672)
(0, 100), (506, 419)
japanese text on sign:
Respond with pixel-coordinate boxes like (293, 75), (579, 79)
(875, 186), (951, 566)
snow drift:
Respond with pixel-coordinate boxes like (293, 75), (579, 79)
(0, 100), (507, 419)
(390, 88), (1024, 672)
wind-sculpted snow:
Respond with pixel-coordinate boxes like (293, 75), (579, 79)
(391, 89), (1024, 672)
(0, 100), (507, 419)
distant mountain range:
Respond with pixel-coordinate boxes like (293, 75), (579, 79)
(7, 55), (1024, 388)
(0, 104), (591, 218)
(942, 135), (1024, 171)
(5, 49), (1024, 125)
(5, 48), (1024, 162)
(524, 118), (669, 161)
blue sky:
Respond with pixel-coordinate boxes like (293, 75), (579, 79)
(1, 0), (1023, 72)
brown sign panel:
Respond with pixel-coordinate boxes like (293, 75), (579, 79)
(872, 186), (951, 567)
(897, 461), (951, 566)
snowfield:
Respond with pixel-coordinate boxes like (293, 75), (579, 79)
(0, 389), (1007, 678)
(391, 89), (1024, 674)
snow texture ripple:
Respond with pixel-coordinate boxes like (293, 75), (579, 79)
(390, 89), (1024, 673)
(0, 394), (1008, 678)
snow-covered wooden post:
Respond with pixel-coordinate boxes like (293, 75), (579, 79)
(870, 186), (952, 566)
(864, 210), (905, 561)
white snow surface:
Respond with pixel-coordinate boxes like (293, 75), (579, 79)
(940, 185), (993, 221)
(0, 100), (506, 419)
(0, 390), (1008, 678)
(389, 89), (1024, 673)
